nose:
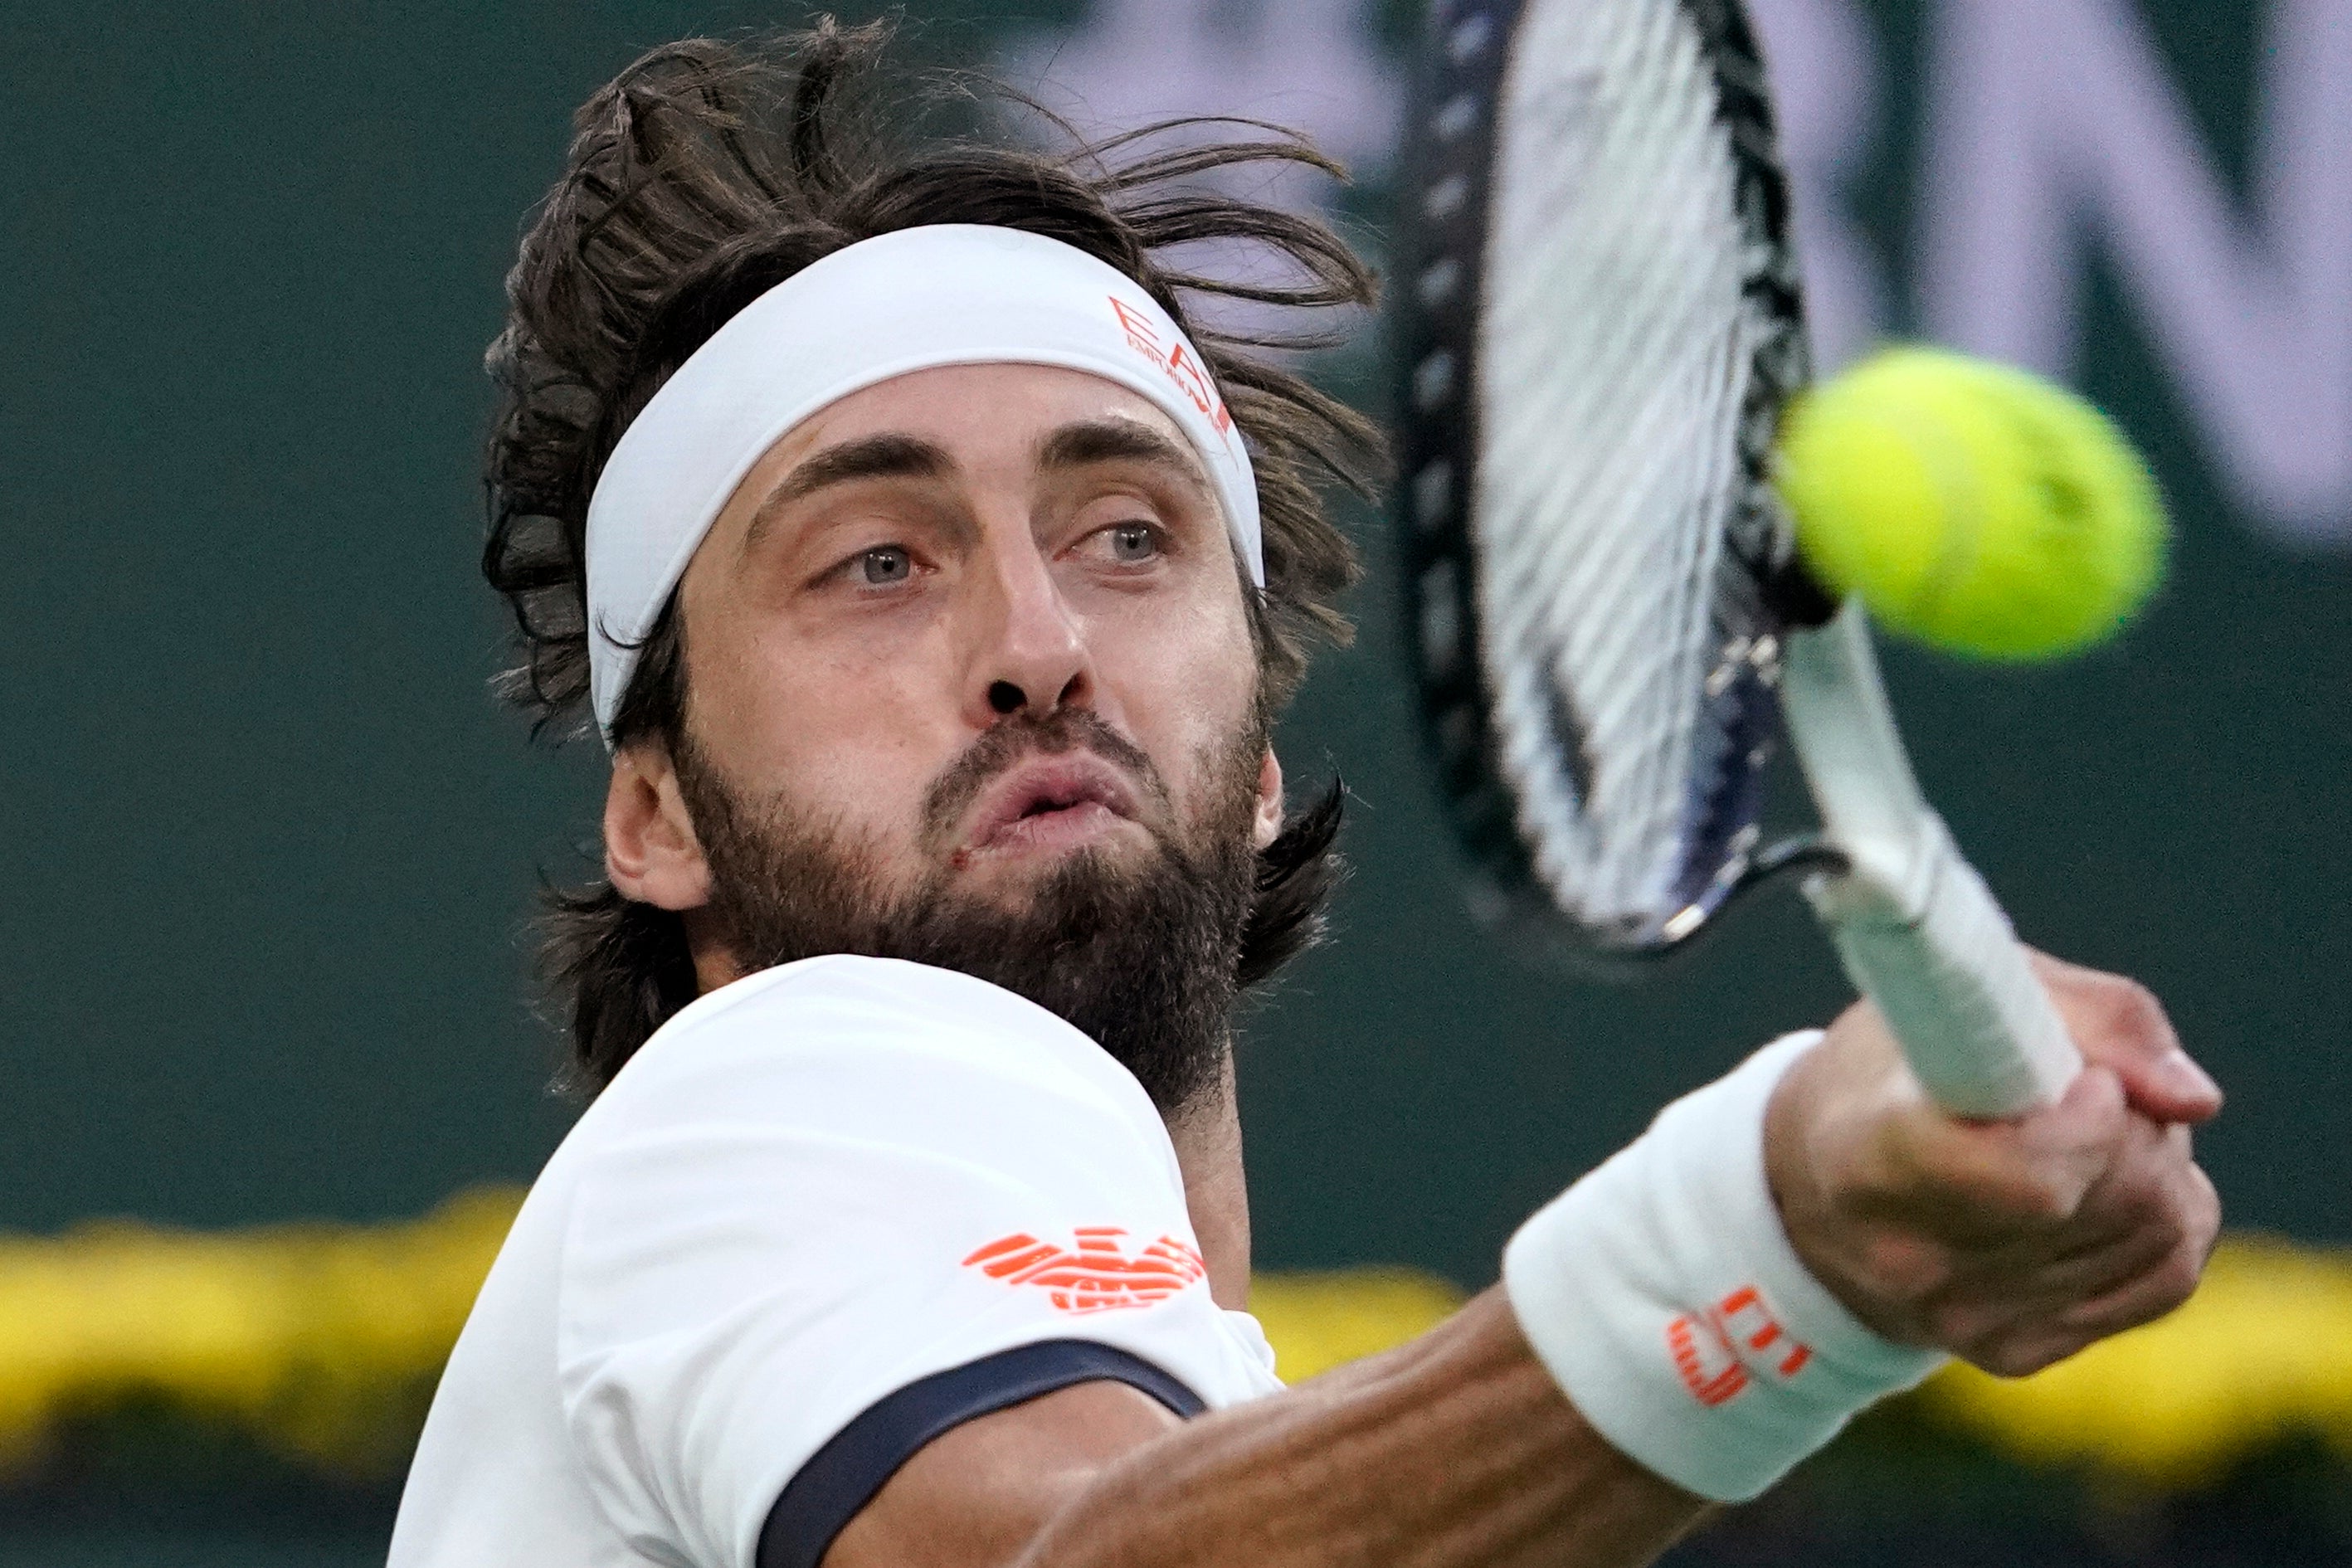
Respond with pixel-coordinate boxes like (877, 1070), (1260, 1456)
(963, 528), (1094, 727)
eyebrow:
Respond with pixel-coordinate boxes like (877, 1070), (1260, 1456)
(1035, 418), (1215, 500)
(743, 432), (956, 553)
(739, 418), (1215, 558)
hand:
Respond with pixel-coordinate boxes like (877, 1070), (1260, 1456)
(1764, 953), (2223, 1376)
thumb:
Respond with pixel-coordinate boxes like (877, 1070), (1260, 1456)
(2111, 1044), (2222, 1127)
(2030, 955), (2222, 1127)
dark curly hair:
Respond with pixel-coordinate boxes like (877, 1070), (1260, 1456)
(484, 19), (1383, 1085)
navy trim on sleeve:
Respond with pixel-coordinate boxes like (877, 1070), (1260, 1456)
(756, 1338), (1206, 1568)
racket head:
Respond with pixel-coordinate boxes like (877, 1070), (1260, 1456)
(1396, 0), (1833, 960)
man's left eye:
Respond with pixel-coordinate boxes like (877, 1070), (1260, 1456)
(1103, 523), (1160, 564)
(858, 545), (913, 585)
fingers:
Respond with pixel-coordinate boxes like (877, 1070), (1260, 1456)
(2054, 1208), (2213, 1337)
(1881, 1066), (2128, 1236)
(1780, 966), (2222, 1378)
(2006, 1206), (2180, 1304)
(1938, 1119), (2219, 1372)
(2028, 954), (2222, 1126)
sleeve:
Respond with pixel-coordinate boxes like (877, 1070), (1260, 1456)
(553, 961), (1254, 1568)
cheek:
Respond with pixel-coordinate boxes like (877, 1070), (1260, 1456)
(1091, 591), (1260, 803)
(693, 611), (967, 848)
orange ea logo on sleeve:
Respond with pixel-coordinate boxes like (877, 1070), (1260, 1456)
(963, 1226), (1209, 1314)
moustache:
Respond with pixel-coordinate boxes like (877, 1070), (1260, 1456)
(921, 709), (1169, 845)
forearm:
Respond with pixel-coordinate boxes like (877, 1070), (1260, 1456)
(1015, 1290), (1707, 1568)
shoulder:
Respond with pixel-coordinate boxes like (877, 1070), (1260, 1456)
(536, 959), (1230, 1566)
(543, 959), (1193, 1307)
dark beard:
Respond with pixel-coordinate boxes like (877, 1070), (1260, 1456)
(674, 709), (1264, 1117)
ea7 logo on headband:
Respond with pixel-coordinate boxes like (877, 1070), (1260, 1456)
(963, 1226), (1209, 1314)
(1108, 297), (1236, 444)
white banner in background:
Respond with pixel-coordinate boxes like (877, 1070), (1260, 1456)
(1923, 0), (2352, 547)
(1010, 0), (2352, 548)
(1004, 0), (1397, 167)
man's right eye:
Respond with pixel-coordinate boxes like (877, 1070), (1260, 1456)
(856, 546), (913, 585)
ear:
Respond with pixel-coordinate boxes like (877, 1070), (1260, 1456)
(604, 743), (713, 912)
(1251, 747), (1285, 851)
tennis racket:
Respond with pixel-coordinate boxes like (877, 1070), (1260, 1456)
(1395, 0), (2080, 1118)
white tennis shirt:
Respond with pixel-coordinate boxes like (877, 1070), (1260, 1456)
(387, 956), (1283, 1568)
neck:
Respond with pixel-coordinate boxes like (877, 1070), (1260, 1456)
(1166, 1050), (1251, 1310)
(684, 908), (745, 994)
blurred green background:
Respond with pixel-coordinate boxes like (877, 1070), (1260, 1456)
(2, 0), (2346, 1561)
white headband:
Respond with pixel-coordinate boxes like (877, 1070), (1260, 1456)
(583, 223), (1262, 738)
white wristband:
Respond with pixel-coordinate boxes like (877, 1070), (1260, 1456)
(1502, 1033), (1947, 1502)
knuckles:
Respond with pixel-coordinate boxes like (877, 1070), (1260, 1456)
(2086, 1124), (2213, 1250)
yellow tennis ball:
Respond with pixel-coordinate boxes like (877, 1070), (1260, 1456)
(1775, 346), (2169, 660)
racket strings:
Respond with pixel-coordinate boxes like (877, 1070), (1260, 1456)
(1476, 0), (1761, 931)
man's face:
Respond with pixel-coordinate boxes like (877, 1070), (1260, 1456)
(606, 363), (1280, 1107)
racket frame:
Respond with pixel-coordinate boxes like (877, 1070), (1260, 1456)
(1395, 0), (2083, 1117)
(1395, 0), (1809, 957)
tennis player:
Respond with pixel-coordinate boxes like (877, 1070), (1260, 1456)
(387, 23), (2221, 1568)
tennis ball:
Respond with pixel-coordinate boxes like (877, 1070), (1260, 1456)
(1775, 346), (2168, 660)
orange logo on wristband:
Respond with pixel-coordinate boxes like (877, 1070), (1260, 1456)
(1667, 1286), (1814, 1407)
(963, 1227), (1208, 1314)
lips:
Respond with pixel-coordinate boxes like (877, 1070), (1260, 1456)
(960, 753), (1143, 855)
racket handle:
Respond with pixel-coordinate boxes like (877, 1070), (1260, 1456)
(1806, 813), (2081, 1117)
(1780, 606), (2082, 1118)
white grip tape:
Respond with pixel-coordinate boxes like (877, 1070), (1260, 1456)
(1809, 816), (2082, 1118)
(1502, 1035), (1946, 1502)
(1780, 606), (2080, 1120)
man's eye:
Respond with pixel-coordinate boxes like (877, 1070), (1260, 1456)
(1105, 523), (1159, 564)
(857, 546), (913, 585)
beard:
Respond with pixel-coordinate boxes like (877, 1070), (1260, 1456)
(673, 708), (1265, 1118)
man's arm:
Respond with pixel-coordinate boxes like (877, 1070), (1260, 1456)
(830, 1292), (1704, 1568)
(826, 957), (2219, 1568)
